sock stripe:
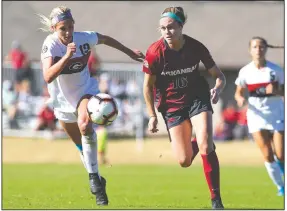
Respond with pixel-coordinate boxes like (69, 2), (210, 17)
(76, 144), (83, 152)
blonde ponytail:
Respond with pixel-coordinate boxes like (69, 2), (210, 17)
(36, 13), (53, 33)
(36, 6), (73, 33)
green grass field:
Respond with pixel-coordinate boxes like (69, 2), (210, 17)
(3, 163), (284, 209)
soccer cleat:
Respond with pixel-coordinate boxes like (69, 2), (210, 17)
(277, 186), (284, 196)
(89, 173), (109, 205)
(211, 197), (224, 210)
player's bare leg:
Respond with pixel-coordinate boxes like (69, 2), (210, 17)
(252, 130), (284, 196)
(78, 96), (108, 205)
(191, 111), (223, 209)
(96, 126), (109, 165)
(190, 137), (216, 164)
(59, 121), (88, 170)
(190, 137), (199, 164)
(273, 131), (284, 176)
(168, 119), (194, 167)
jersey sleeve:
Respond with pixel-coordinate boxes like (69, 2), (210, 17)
(199, 42), (216, 70)
(83, 31), (99, 46)
(142, 48), (159, 75)
(235, 68), (247, 88)
(40, 38), (59, 61)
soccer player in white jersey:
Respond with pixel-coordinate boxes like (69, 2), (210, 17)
(234, 37), (284, 196)
(38, 6), (145, 206)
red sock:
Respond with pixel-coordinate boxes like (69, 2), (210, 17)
(191, 138), (199, 163)
(201, 151), (221, 200)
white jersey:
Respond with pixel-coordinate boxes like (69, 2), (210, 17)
(235, 61), (284, 132)
(41, 31), (100, 113)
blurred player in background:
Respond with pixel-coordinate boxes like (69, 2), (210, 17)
(5, 40), (30, 92)
(88, 48), (101, 77)
(234, 37), (284, 196)
(38, 6), (144, 205)
(96, 126), (109, 165)
(142, 6), (226, 209)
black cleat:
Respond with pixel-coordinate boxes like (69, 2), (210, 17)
(212, 197), (224, 210)
(89, 173), (108, 206)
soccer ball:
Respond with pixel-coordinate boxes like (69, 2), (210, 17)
(87, 93), (118, 126)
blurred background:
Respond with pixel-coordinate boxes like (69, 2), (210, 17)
(2, 1), (284, 141)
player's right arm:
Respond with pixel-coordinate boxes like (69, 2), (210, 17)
(234, 85), (246, 108)
(143, 73), (157, 118)
(41, 40), (76, 83)
(142, 47), (159, 133)
(234, 68), (247, 108)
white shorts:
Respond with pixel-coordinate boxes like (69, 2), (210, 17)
(54, 110), (99, 131)
(247, 107), (284, 133)
(54, 110), (78, 123)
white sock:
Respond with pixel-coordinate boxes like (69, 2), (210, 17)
(79, 152), (88, 172)
(81, 132), (100, 175)
(264, 161), (284, 189)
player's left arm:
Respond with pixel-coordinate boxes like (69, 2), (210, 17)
(267, 67), (285, 96)
(199, 42), (226, 94)
(96, 33), (145, 62)
(208, 65), (226, 94)
(276, 67), (284, 96)
(276, 84), (284, 97)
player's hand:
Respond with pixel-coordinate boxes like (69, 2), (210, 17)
(65, 42), (76, 58)
(210, 88), (219, 104)
(148, 116), (158, 133)
(236, 96), (246, 108)
(265, 83), (277, 95)
(129, 49), (145, 62)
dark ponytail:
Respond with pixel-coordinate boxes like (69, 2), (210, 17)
(250, 36), (284, 49)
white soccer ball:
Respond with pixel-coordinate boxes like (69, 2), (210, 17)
(87, 93), (118, 126)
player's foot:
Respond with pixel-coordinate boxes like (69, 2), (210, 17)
(211, 197), (224, 209)
(277, 186), (284, 196)
(89, 173), (109, 205)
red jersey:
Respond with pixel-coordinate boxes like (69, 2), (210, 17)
(88, 52), (98, 74)
(222, 107), (239, 123)
(237, 107), (247, 126)
(10, 49), (26, 70)
(39, 107), (55, 123)
(142, 35), (215, 112)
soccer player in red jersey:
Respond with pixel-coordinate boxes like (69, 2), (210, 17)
(142, 7), (226, 209)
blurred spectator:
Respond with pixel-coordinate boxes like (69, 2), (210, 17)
(122, 98), (148, 137)
(213, 119), (226, 141)
(109, 78), (126, 100)
(3, 80), (19, 129)
(34, 105), (56, 131)
(34, 86), (57, 132)
(88, 49), (101, 77)
(125, 79), (141, 100)
(5, 40), (31, 92)
(17, 80), (34, 118)
(234, 105), (249, 140)
(221, 102), (239, 140)
(98, 73), (110, 94)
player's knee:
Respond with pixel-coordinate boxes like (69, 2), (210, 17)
(198, 142), (213, 154)
(198, 133), (214, 154)
(82, 132), (97, 145)
(77, 116), (92, 135)
(178, 157), (192, 168)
